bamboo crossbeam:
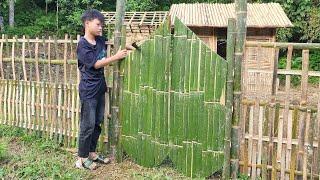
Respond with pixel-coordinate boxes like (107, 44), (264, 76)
(246, 41), (320, 49)
(1, 58), (77, 64)
(248, 69), (320, 77)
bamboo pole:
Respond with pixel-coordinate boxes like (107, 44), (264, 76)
(231, 0), (247, 178)
(223, 18), (236, 180)
(3, 80), (7, 125)
(69, 36), (74, 83)
(0, 34), (4, 79)
(22, 35), (27, 81)
(245, 41), (320, 50)
(71, 84), (76, 147)
(42, 36), (47, 82)
(35, 37), (40, 82)
(285, 45), (293, 180)
(11, 36), (16, 80)
(1, 57), (77, 64)
(14, 80), (19, 127)
(0, 80), (3, 125)
(110, 0), (126, 161)
(317, 76), (320, 179)
(48, 36), (52, 83)
(63, 34), (68, 84)
(301, 50), (309, 105)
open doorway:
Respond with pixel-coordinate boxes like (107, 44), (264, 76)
(217, 38), (227, 59)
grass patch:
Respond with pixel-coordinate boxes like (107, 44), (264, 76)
(0, 125), (194, 179)
(0, 139), (8, 160)
(0, 125), (91, 179)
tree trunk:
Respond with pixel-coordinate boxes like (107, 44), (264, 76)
(46, 0), (48, 14)
(9, 0), (14, 27)
(0, 16), (4, 32)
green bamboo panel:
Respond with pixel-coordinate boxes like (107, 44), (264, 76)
(120, 17), (227, 178)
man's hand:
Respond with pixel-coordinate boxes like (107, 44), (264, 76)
(93, 49), (128, 69)
(125, 43), (135, 50)
(114, 49), (128, 60)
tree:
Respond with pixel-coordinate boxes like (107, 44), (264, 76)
(8, 0), (14, 27)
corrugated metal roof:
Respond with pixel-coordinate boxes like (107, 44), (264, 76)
(169, 3), (293, 28)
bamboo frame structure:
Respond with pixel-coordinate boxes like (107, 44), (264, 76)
(239, 40), (320, 179)
(102, 11), (168, 33)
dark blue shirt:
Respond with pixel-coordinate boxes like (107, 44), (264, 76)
(77, 36), (107, 100)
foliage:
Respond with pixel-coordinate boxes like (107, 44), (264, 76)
(0, 0), (319, 41)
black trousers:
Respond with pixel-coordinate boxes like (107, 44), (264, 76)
(78, 94), (105, 158)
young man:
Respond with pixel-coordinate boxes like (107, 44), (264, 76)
(76, 9), (128, 170)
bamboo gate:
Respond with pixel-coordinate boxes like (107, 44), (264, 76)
(120, 18), (227, 178)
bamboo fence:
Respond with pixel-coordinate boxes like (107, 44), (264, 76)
(238, 41), (320, 179)
(0, 34), (113, 150)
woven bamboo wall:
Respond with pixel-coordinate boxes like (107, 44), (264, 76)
(243, 34), (275, 97)
(120, 18), (227, 178)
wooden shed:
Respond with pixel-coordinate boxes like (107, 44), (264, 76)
(103, 3), (293, 96)
(169, 3), (293, 96)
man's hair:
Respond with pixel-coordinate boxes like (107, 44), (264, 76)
(81, 9), (105, 26)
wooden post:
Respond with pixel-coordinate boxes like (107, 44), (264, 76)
(231, 0), (247, 178)
(110, 0), (126, 161)
(223, 18), (236, 180)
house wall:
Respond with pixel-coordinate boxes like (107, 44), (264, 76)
(188, 26), (277, 97)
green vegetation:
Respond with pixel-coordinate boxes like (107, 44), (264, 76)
(0, 0), (319, 43)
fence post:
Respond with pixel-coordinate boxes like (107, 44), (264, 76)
(231, 0), (247, 178)
(110, 0), (126, 161)
(223, 18), (236, 179)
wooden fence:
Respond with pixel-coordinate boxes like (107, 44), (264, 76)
(238, 41), (320, 179)
(0, 34), (113, 150)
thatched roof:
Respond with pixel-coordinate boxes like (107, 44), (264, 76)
(169, 3), (293, 28)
